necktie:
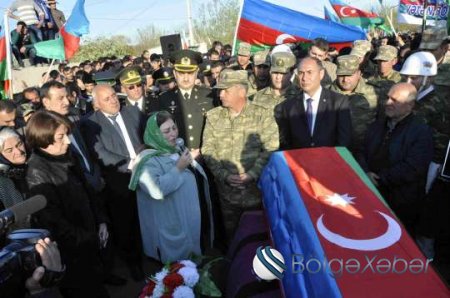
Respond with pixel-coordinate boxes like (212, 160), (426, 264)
(108, 114), (126, 144)
(184, 92), (189, 100)
(134, 101), (139, 107)
(306, 98), (313, 135)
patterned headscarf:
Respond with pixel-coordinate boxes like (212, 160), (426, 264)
(128, 112), (177, 191)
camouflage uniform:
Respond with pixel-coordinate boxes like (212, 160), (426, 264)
(321, 60), (337, 88)
(330, 55), (379, 152)
(202, 70), (279, 241)
(247, 50), (271, 97)
(351, 40), (377, 79)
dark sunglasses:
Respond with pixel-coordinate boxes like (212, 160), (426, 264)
(126, 83), (143, 90)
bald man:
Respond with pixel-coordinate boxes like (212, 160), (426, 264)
(81, 84), (145, 281)
(357, 83), (433, 234)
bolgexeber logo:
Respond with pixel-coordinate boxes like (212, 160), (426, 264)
(252, 246), (286, 281)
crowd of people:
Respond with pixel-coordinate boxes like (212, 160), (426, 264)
(0, 21), (449, 297)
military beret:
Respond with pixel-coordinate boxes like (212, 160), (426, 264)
(171, 50), (203, 72)
(270, 52), (296, 73)
(419, 26), (448, 50)
(117, 65), (142, 85)
(336, 55), (361, 76)
(214, 69), (248, 89)
(374, 45), (398, 61)
(237, 42), (251, 56)
(253, 50), (270, 66)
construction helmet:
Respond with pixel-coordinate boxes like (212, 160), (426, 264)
(400, 51), (437, 77)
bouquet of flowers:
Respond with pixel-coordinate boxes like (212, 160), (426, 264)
(140, 259), (222, 298)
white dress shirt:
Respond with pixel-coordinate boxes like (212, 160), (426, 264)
(303, 86), (323, 135)
(129, 97), (143, 111)
(179, 88), (193, 99)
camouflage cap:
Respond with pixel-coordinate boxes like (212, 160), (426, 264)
(353, 40), (372, 52)
(374, 45), (398, 61)
(118, 65), (142, 85)
(336, 55), (360, 76)
(237, 42), (251, 56)
(253, 50), (270, 66)
(270, 52), (296, 73)
(419, 26), (448, 50)
(214, 69), (248, 89)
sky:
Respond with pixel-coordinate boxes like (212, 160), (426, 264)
(1, 0), (400, 41)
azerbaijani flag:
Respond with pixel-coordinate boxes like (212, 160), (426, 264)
(234, 0), (366, 53)
(259, 147), (449, 297)
(34, 0), (89, 60)
(0, 33), (10, 100)
(329, 0), (384, 29)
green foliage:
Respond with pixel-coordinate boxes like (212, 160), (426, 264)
(194, 0), (240, 46)
(134, 25), (168, 55)
(71, 35), (134, 62)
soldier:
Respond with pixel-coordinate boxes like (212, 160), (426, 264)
(308, 38), (337, 88)
(157, 49), (216, 150)
(202, 69), (279, 242)
(351, 40), (377, 79)
(229, 42), (253, 72)
(252, 51), (297, 111)
(330, 54), (378, 151)
(247, 50), (271, 97)
(368, 45), (401, 94)
(117, 66), (153, 116)
(152, 67), (176, 94)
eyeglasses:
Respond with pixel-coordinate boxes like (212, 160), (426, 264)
(126, 83), (142, 90)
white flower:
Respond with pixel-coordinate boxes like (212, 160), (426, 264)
(173, 285), (195, 298)
(180, 260), (197, 269)
(154, 268), (169, 282)
(178, 267), (199, 287)
(151, 282), (165, 298)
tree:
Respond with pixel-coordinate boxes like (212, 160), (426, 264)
(193, 0), (239, 47)
(134, 25), (167, 55)
(71, 35), (134, 62)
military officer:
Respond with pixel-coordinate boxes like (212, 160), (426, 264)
(368, 45), (401, 90)
(247, 50), (271, 96)
(252, 51), (297, 111)
(330, 54), (378, 151)
(117, 65), (153, 116)
(229, 42), (253, 72)
(202, 69), (279, 242)
(157, 49), (216, 149)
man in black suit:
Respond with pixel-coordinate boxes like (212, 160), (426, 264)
(118, 66), (153, 116)
(157, 50), (217, 151)
(40, 81), (127, 286)
(81, 84), (144, 281)
(275, 57), (352, 150)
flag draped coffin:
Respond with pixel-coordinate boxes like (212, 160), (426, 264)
(259, 147), (449, 298)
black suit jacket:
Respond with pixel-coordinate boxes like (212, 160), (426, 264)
(81, 106), (144, 175)
(275, 88), (352, 150)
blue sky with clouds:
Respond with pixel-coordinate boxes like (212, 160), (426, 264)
(2, 0), (399, 40)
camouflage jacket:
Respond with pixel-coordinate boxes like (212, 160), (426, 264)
(435, 54), (450, 87)
(330, 78), (378, 151)
(202, 101), (279, 183)
(251, 84), (298, 111)
(322, 60), (337, 88)
(247, 74), (270, 98)
(367, 70), (402, 87)
(414, 88), (450, 163)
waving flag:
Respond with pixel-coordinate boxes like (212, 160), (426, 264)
(234, 0), (366, 53)
(35, 0), (89, 60)
(259, 147), (450, 297)
(0, 33), (10, 99)
(329, 0), (384, 28)
(398, 0), (449, 25)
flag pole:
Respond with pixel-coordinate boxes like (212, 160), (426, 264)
(4, 10), (14, 99)
(42, 58), (56, 84)
(421, 0), (428, 33)
(232, 0), (245, 55)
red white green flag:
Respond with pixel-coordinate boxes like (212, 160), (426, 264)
(0, 34), (11, 100)
(329, 0), (384, 29)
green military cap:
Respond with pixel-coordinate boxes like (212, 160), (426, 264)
(93, 69), (120, 86)
(118, 65), (142, 85)
(237, 42), (251, 56)
(171, 49), (203, 72)
(374, 45), (398, 61)
(214, 69), (248, 89)
(419, 26), (448, 50)
(336, 55), (360, 76)
(253, 50), (270, 66)
(152, 67), (174, 83)
(270, 52), (296, 73)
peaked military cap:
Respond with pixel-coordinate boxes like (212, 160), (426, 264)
(171, 50), (202, 72)
(93, 68), (120, 86)
(270, 52), (296, 73)
(336, 55), (361, 76)
(253, 50), (270, 66)
(152, 67), (174, 83)
(374, 45), (398, 61)
(214, 69), (248, 89)
(237, 42), (251, 56)
(117, 65), (142, 85)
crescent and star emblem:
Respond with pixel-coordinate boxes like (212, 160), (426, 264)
(316, 193), (402, 251)
(339, 6), (357, 17)
(275, 33), (296, 44)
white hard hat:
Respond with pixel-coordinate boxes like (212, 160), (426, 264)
(400, 51), (437, 77)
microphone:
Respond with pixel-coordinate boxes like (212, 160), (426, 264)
(0, 195), (47, 233)
(175, 138), (187, 153)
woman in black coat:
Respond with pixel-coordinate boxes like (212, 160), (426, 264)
(25, 110), (109, 298)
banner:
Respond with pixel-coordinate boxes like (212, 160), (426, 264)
(398, 0), (449, 25)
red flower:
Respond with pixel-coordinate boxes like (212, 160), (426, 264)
(140, 280), (156, 297)
(163, 272), (184, 289)
(169, 262), (185, 272)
